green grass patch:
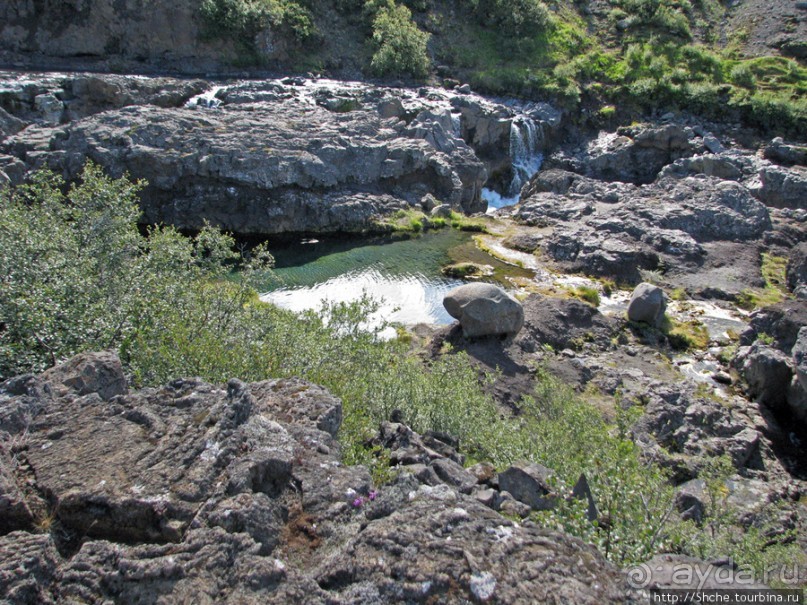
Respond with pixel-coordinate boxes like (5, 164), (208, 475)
(663, 317), (710, 351)
(449, 211), (489, 233)
(736, 253), (789, 310)
(569, 285), (601, 307)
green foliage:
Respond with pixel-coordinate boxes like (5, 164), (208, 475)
(199, 0), (315, 59)
(570, 286), (601, 307)
(735, 253), (789, 310)
(0, 163), (274, 381)
(370, 1), (431, 78)
(448, 211), (488, 233)
(667, 456), (807, 581)
(609, 0), (695, 40)
(664, 318), (710, 351)
(0, 165), (142, 376)
(526, 384), (674, 565)
(470, 0), (551, 39)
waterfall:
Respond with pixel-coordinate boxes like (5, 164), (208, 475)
(508, 117), (543, 197)
(185, 86), (225, 109)
(483, 115), (544, 213)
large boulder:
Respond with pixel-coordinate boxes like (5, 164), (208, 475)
(627, 283), (667, 327)
(443, 283), (524, 338)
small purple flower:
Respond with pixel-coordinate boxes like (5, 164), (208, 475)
(368, 490), (378, 501)
(352, 497), (364, 508)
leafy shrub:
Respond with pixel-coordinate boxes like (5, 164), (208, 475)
(729, 63), (756, 89)
(370, 1), (431, 78)
(0, 164), (272, 380)
(470, 0), (551, 39)
(200, 0), (315, 51)
(611, 0), (693, 40)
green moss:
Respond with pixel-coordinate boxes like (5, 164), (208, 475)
(441, 262), (487, 278)
(664, 318), (710, 351)
(736, 253), (789, 310)
(669, 287), (688, 301)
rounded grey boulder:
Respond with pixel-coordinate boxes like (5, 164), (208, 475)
(627, 283), (667, 327)
(443, 283), (524, 338)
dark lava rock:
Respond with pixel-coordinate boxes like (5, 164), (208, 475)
(787, 242), (807, 298)
(739, 301), (807, 354)
(764, 137), (807, 167)
(516, 294), (617, 353)
(0, 352), (631, 604)
(497, 462), (556, 511)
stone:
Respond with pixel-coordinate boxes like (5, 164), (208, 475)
(794, 327), (807, 391)
(733, 344), (794, 411)
(443, 283), (524, 338)
(429, 458), (477, 494)
(0, 352), (630, 603)
(764, 137), (807, 167)
(702, 134), (724, 154)
(544, 124), (693, 184)
(430, 203), (453, 218)
(40, 351), (127, 401)
(516, 294), (616, 353)
(787, 242), (807, 295)
(497, 462), (557, 511)
(467, 461), (497, 485)
(674, 479), (707, 524)
(739, 301), (807, 354)
(755, 165), (807, 209)
(494, 490), (534, 518)
(33, 93), (63, 124)
(2, 78), (495, 236)
(571, 474), (598, 522)
(627, 283), (667, 328)
(473, 487), (498, 508)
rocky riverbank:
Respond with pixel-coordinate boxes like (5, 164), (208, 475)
(2, 68), (807, 600)
(0, 71), (563, 234)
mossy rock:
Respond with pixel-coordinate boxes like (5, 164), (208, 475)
(441, 262), (493, 279)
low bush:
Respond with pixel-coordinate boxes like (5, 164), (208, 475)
(199, 0), (315, 57)
(370, 1), (431, 78)
(470, 0), (551, 39)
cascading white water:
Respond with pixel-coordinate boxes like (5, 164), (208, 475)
(483, 114), (544, 213)
(185, 86), (225, 109)
(508, 117), (543, 197)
